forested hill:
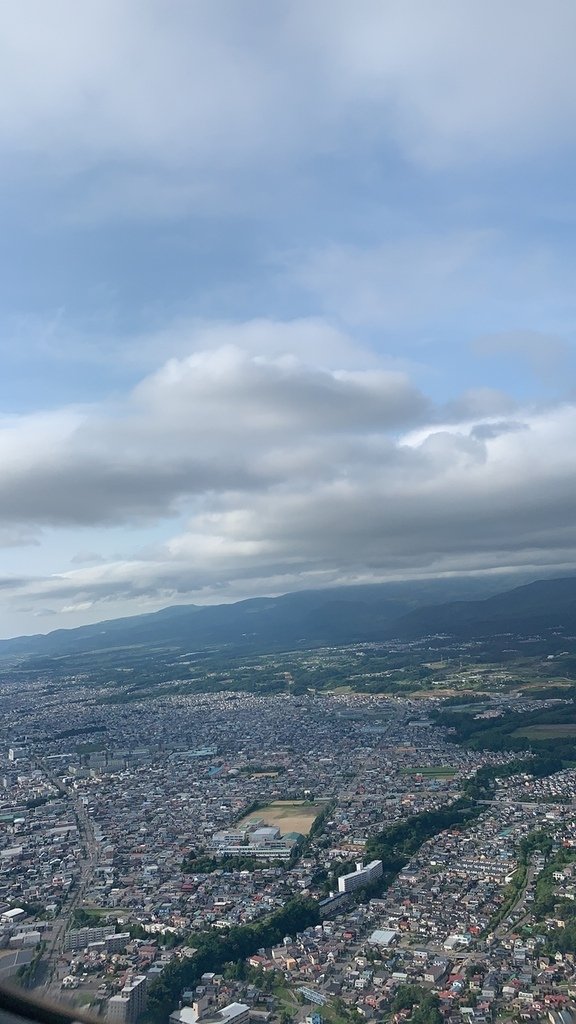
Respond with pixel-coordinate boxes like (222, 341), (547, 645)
(0, 574), (524, 661)
(1, 573), (575, 664)
(390, 575), (576, 639)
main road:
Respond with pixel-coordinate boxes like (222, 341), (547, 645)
(30, 759), (99, 993)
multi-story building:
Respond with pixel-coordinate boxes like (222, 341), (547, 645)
(108, 974), (148, 1024)
(63, 925), (116, 951)
(338, 859), (383, 893)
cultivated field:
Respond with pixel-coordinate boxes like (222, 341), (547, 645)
(239, 799), (327, 835)
(513, 724), (576, 739)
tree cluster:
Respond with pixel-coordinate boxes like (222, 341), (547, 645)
(146, 898), (319, 1023)
(391, 985), (443, 1024)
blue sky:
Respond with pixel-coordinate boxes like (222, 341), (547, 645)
(1, 0), (576, 636)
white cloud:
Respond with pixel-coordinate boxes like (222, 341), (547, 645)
(301, 0), (576, 165)
(286, 233), (496, 328)
(0, 321), (575, 623)
(132, 318), (381, 372)
(283, 230), (576, 337)
(1, 0), (576, 212)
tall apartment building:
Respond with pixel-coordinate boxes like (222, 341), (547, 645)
(107, 974), (148, 1023)
(63, 925), (116, 951)
(338, 859), (383, 893)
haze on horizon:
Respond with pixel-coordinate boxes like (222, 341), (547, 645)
(1, 0), (576, 638)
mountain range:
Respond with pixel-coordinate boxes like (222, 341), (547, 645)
(2, 572), (576, 665)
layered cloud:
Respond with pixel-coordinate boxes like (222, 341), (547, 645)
(0, 327), (428, 529)
(1, 0), (576, 208)
(1, 323), (576, 623)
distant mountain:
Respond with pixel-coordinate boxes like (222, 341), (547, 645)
(0, 574), (531, 662)
(390, 576), (576, 639)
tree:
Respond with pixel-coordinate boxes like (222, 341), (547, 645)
(465, 963), (484, 979)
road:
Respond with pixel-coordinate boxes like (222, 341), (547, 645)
(29, 760), (99, 993)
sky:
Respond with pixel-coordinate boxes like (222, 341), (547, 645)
(2, 0), (576, 637)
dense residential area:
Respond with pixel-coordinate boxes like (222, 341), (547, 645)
(1, 658), (576, 1024)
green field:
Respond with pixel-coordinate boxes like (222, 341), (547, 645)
(513, 724), (576, 740)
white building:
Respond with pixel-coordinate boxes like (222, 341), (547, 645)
(210, 821), (296, 860)
(1, 909), (26, 924)
(367, 929), (399, 948)
(64, 924), (115, 951)
(170, 1001), (250, 1024)
(8, 747), (27, 762)
(338, 860), (383, 893)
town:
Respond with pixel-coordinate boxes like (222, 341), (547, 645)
(1, 667), (576, 1024)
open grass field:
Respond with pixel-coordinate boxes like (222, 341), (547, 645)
(239, 799), (327, 835)
(513, 724), (576, 739)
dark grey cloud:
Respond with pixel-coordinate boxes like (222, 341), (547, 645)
(0, 457), (268, 527)
(0, 576), (30, 590)
(470, 420), (529, 441)
(0, 343), (429, 528)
